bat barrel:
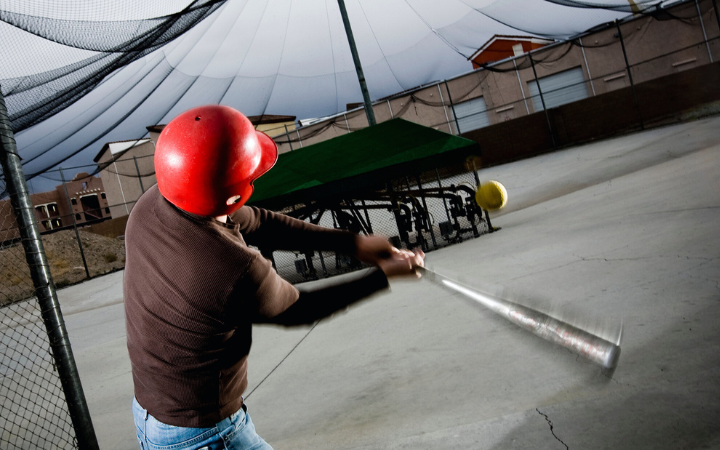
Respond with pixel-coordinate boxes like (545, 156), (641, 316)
(421, 268), (622, 369)
(505, 303), (621, 369)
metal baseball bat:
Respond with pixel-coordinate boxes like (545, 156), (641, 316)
(418, 266), (621, 369)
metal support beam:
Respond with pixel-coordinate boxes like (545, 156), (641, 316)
(337, 0), (377, 126)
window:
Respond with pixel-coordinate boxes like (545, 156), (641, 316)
(82, 182), (88, 190)
(105, 207), (110, 214)
(35, 206), (48, 219)
(75, 213), (81, 220)
(101, 192), (106, 199)
(527, 67), (589, 112)
(52, 218), (62, 228)
(71, 198), (77, 205)
(453, 96), (490, 133)
(41, 220), (50, 230)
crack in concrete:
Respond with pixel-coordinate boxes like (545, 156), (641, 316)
(536, 408), (569, 449)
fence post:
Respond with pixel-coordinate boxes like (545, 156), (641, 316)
(436, 83), (452, 134)
(578, 38), (597, 96)
(284, 124), (294, 151)
(133, 156), (145, 194)
(529, 54), (557, 148)
(59, 167), (91, 279)
(0, 91), (100, 450)
(615, 19), (645, 130)
(513, 59), (531, 114)
(443, 80), (462, 135)
(696, 0), (713, 62)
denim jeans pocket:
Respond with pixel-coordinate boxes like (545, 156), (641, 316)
(144, 418), (217, 450)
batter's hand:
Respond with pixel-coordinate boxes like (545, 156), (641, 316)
(354, 235), (397, 264)
(354, 235), (424, 278)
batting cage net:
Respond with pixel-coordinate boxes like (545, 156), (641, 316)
(0, 176), (78, 449)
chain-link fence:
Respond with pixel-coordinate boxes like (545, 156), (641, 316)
(1, 92), (98, 449)
(0, 180), (81, 449)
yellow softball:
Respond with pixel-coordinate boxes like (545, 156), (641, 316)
(475, 180), (507, 211)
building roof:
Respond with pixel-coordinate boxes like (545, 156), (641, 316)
(247, 114), (297, 125)
(146, 124), (166, 133)
(468, 35), (554, 61)
(93, 138), (152, 162)
(249, 119), (480, 208)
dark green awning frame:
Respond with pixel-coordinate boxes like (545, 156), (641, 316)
(250, 118), (481, 209)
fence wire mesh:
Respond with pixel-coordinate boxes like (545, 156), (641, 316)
(0, 176), (78, 450)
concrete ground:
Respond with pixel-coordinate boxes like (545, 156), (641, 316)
(58, 115), (720, 449)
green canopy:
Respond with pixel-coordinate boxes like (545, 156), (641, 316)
(250, 118), (480, 208)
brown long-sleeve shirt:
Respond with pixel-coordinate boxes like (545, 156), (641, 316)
(124, 186), (388, 427)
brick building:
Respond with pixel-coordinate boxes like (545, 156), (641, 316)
(1, 173), (110, 243)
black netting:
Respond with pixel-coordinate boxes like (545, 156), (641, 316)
(1, 0), (225, 134)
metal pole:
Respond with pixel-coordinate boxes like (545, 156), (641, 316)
(436, 83), (452, 134)
(415, 175), (437, 249)
(615, 19), (645, 130)
(59, 168), (91, 279)
(133, 156), (145, 194)
(361, 199), (373, 234)
(443, 80), (462, 135)
(435, 169), (452, 223)
(513, 59), (531, 114)
(529, 55), (557, 148)
(0, 92), (100, 450)
(386, 181), (408, 247)
(284, 124), (294, 151)
(337, 0), (376, 126)
(578, 38), (596, 96)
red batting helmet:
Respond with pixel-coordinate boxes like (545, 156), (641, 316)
(155, 105), (278, 217)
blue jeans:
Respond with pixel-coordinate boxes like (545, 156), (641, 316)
(133, 398), (273, 450)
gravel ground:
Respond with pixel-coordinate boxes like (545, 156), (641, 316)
(0, 229), (126, 306)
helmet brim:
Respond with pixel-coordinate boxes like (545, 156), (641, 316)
(252, 130), (279, 181)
